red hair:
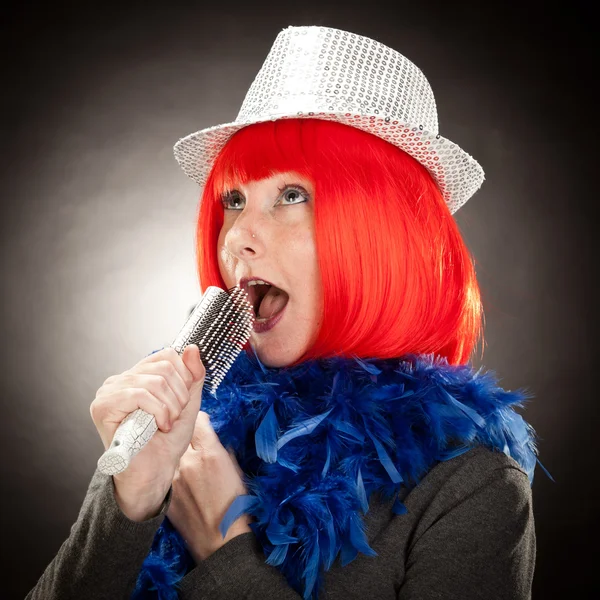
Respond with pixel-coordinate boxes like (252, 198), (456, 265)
(195, 118), (484, 366)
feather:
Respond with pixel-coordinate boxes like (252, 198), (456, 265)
(392, 498), (408, 515)
(438, 444), (472, 461)
(277, 454), (302, 473)
(255, 404), (279, 463)
(335, 420), (365, 443)
(331, 371), (341, 394)
(340, 538), (358, 567)
(353, 356), (382, 375)
(536, 457), (556, 483)
(266, 543), (289, 566)
(219, 494), (259, 539)
(134, 350), (551, 600)
(323, 508), (338, 570)
(302, 536), (321, 600)
(356, 469), (369, 513)
(321, 440), (331, 477)
(276, 408), (333, 450)
(253, 350), (269, 374)
(441, 389), (486, 428)
(348, 512), (377, 558)
(366, 430), (403, 484)
(266, 518), (299, 545)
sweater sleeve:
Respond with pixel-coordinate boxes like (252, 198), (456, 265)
(398, 465), (536, 600)
(177, 531), (302, 599)
(25, 468), (172, 600)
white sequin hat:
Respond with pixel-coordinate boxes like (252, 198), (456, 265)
(173, 26), (485, 214)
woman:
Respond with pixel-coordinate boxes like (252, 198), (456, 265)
(27, 26), (550, 600)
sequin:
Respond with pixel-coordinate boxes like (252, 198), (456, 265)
(173, 25), (485, 214)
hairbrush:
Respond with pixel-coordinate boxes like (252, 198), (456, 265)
(97, 286), (254, 476)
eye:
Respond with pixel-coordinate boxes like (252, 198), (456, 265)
(277, 185), (310, 206)
(220, 184), (310, 211)
(220, 191), (245, 211)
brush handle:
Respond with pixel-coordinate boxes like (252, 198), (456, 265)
(96, 286), (253, 476)
(96, 408), (159, 476)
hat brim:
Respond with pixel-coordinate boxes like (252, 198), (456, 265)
(173, 112), (485, 215)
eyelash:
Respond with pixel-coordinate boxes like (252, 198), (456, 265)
(220, 184), (310, 211)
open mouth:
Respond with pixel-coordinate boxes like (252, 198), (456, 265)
(248, 281), (290, 321)
(246, 281), (290, 322)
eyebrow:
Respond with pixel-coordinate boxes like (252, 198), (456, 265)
(222, 177), (312, 193)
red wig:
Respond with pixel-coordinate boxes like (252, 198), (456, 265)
(195, 118), (484, 366)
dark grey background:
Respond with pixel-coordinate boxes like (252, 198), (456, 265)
(2, 1), (595, 598)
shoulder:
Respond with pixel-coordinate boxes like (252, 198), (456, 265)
(403, 446), (533, 525)
(393, 448), (536, 600)
(441, 446), (532, 511)
(422, 445), (529, 489)
(395, 446), (536, 572)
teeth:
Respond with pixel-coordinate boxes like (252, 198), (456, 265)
(247, 280), (270, 286)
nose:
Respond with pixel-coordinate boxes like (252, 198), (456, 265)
(223, 213), (265, 261)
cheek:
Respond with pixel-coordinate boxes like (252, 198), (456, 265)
(217, 228), (235, 283)
(290, 228), (321, 306)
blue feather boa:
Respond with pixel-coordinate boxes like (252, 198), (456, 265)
(131, 351), (551, 599)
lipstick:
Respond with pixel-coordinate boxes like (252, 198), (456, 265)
(253, 304), (287, 333)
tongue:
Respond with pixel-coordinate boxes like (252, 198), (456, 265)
(258, 287), (289, 319)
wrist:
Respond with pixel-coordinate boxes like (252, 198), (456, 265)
(194, 518), (253, 561)
(113, 477), (171, 522)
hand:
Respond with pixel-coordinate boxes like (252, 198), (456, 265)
(90, 345), (206, 521)
(167, 410), (253, 562)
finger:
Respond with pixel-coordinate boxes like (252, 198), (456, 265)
(227, 448), (245, 479)
(147, 361), (190, 410)
(137, 346), (195, 391)
(126, 362), (189, 422)
(132, 372), (182, 427)
(93, 387), (173, 433)
(107, 356), (191, 427)
(190, 411), (221, 451)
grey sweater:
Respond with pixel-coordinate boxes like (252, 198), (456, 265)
(26, 446), (535, 599)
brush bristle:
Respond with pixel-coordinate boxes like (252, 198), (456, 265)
(171, 286), (254, 395)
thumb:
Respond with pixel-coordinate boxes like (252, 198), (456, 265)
(190, 410), (221, 451)
(182, 344), (206, 408)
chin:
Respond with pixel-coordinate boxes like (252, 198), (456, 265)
(250, 336), (307, 368)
